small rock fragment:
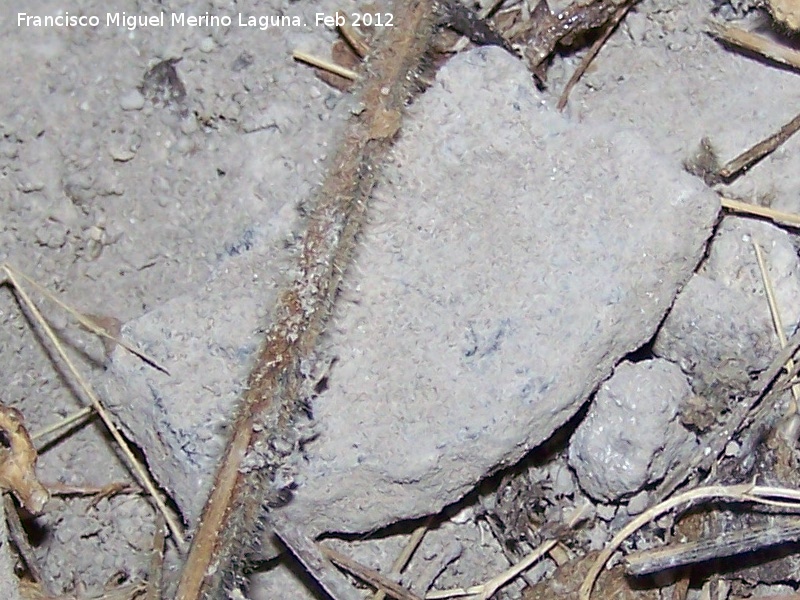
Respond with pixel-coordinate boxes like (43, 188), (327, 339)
(569, 360), (698, 502)
(654, 274), (776, 399)
(119, 89), (145, 111)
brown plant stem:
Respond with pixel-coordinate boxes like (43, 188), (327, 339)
(174, 2), (439, 598)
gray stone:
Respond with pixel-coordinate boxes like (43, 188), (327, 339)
(119, 89), (145, 111)
(653, 217), (800, 434)
(703, 217), (800, 339)
(654, 274), (776, 400)
(276, 49), (718, 534)
(568, 360), (698, 502)
(627, 491), (651, 515)
(103, 48), (718, 534)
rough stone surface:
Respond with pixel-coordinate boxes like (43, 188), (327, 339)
(102, 47), (719, 534)
(273, 48), (719, 535)
(568, 359), (698, 502)
(703, 218), (800, 339)
(7, 0), (800, 593)
(654, 218), (800, 401)
(654, 274), (777, 399)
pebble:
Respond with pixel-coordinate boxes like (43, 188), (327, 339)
(199, 37), (215, 53)
(109, 145), (137, 162)
(119, 89), (145, 111)
(724, 441), (740, 457)
(35, 220), (68, 249)
(627, 491), (650, 515)
(596, 503), (617, 521)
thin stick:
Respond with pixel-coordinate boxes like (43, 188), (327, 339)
(45, 481), (140, 498)
(754, 241), (800, 418)
(372, 517), (432, 600)
(557, 0), (634, 111)
(293, 50), (360, 80)
(7, 264), (169, 375)
(321, 545), (425, 600)
(175, 2), (439, 597)
(720, 196), (800, 228)
(4, 495), (44, 587)
(32, 407), (94, 444)
(717, 110), (800, 181)
(146, 514), (166, 600)
(707, 21), (800, 71)
(337, 10), (370, 58)
(1, 265), (185, 549)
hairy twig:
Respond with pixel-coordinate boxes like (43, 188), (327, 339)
(174, 2), (440, 598)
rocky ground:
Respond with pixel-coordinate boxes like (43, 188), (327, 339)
(2, 1), (800, 599)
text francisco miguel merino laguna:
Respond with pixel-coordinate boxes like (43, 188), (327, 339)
(17, 12), (310, 31)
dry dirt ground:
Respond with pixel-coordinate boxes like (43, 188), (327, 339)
(2, 1), (800, 599)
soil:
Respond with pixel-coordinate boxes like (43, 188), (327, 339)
(1, 1), (800, 599)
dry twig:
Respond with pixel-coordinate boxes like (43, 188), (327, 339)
(0, 264), (184, 548)
(5, 495), (45, 588)
(580, 484), (800, 599)
(703, 21), (800, 182)
(753, 241), (800, 432)
(292, 49), (361, 80)
(514, 0), (641, 81)
(7, 266), (167, 374)
(320, 545), (425, 600)
(145, 515), (166, 600)
(175, 2), (440, 597)
(707, 21), (800, 71)
(625, 518), (800, 576)
(371, 518), (432, 600)
(720, 196), (800, 228)
(557, 0), (635, 110)
(336, 10), (370, 58)
(716, 111), (800, 181)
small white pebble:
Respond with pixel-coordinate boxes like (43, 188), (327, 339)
(176, 137), (195, 154)
(119, 89), (145, 111)
(199, 37), (215, 53)
(180, 116), (199, 135)
(724, 441), (740, 457)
